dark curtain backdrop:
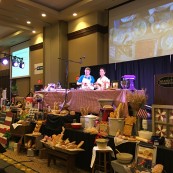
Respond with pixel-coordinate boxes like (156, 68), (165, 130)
(80, 55), (172, 105)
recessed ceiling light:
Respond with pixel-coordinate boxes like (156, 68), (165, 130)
(73, 13), (77, 16)
(32, 30), (36, 33)
(27, 21), (31, 24)
(41, 13), (46, 17)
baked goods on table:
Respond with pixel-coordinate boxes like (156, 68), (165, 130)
(41, 127), (84, 151)
(103, 105), (113, 109)
(32, 120), (43, 135)
(83, 127), (98, 134)
(123, 116), (136, 136)
(151, 164), (163, 173)
(110, 103), (124, 118)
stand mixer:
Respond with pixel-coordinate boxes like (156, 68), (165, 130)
(121, 75), (136, 90)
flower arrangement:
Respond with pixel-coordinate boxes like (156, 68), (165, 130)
(127, 90), (148, 112)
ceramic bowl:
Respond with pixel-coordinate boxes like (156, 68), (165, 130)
(96, 138), (109, 149)
(116, 153), (133, 164)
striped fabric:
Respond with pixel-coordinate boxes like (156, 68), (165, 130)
(0, 112), (13, 145)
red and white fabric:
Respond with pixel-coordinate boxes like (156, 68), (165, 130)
(137, 107), (148, 119)
(0, 112), (13, 145)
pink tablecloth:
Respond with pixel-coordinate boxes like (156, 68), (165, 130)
(37, 89), (129, 115)
(67, 90), (128, 114)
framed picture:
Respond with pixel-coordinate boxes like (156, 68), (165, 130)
(111, 81), (119, 89)
(152, 104), (173, 138)
(135, 142), (157, 169)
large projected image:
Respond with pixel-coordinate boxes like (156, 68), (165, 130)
(109, 2), (173, 63)
(11, 47), (30, 78)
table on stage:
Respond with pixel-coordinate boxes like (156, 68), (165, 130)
(36, 89), (129, 115)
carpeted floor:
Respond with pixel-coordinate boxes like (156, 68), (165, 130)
(0, 150), (89, 173)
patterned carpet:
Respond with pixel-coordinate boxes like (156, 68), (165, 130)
(0, 150), (89, 173)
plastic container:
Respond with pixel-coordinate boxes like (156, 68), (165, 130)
(108, 118), (124, 136)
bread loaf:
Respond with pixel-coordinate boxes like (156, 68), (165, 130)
(77, 141), (84, 148)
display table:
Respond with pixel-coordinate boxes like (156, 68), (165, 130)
(48, 128), (173, 173)
(40, 114), (80, 136)
(46, 147), (82, 173)
(111, 160), (131, 173)
(112, 142), (173, 173)
(10, 123), (35, 152)
(37, 89), (130, 115)
(91, 146), (115, 173)
(63, 128), (96, 171)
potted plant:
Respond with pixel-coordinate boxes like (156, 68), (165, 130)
(11, 84), (18, 96)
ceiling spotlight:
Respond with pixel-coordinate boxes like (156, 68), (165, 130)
(73, 13), (77, 16)
(12, 57), (18, 67)
(32, 30), (36, 33)
(0, 58), (9, 65)
(19, 58), (25, 69)
(41, 13), (46, 17)
(27, 21), (31, 24)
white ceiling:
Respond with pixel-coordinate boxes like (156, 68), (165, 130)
(0, 0), (131, 51)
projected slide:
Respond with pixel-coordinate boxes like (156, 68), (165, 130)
(12, 47), (30, 78)
(109, 2), (173, 63)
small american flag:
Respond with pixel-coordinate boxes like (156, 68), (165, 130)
(137, 107), (148, 119)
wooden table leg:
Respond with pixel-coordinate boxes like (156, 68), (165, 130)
(104, 152), (107, 172)
(67, 155), (75, 173)
(47, 154), (51, 167)
(48, 154), (56, 166)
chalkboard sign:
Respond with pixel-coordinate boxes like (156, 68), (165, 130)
(154, 73), (173, 105)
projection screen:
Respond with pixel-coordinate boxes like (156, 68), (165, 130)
(109, 0), (173, 63)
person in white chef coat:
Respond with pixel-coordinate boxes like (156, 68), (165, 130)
(77, 67), (95, 89)
(95, 67), (110, 90)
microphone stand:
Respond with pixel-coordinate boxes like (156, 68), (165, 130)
(58, 57), (85, 110)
